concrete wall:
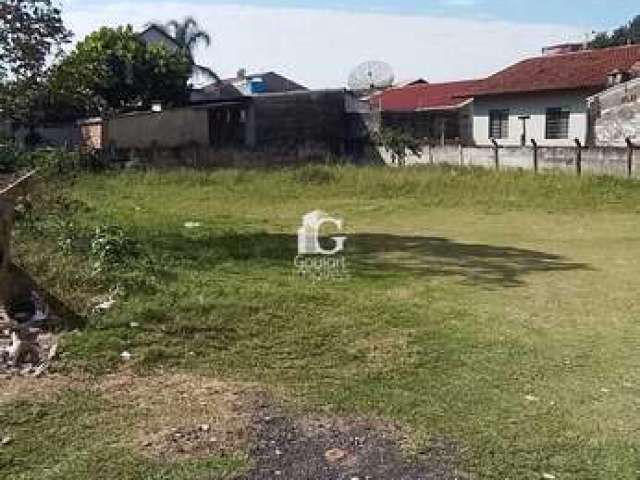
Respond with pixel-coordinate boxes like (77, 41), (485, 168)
(14, 123), (81, 148)
(79, 120), (104, 151)
(250, 90), (347, 154)
(473, 91), (590, 147)
(591, 78), (640, 147)
(106, 108), (210, 150)
(379, 144), (639, 178)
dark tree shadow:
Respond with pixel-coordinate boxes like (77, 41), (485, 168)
(141, 230), (591, 289)
(350, 234), (591, 288)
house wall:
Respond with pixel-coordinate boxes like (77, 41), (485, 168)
(106, 108), (210, 149)
(473, 91), (591, 147)
(591, 78), (640, 146)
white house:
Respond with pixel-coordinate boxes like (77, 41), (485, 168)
(470, 45), (640, 147)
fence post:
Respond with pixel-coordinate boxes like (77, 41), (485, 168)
(574, 138), (582, 177)
(626, 137), (634, 178)
(490, 137), (499, 171)
(531, 138), (538, 174)
(459, 144), (464, 166)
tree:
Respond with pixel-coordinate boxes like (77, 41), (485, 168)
(0, 0), (72, 80)
(48, 26), (191, 117)
(590, 15), (640, 49)
(147, 17), (219, 82)
(0, 0), (72, 124)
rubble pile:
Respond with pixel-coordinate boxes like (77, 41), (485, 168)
(0, 292), (58, 378)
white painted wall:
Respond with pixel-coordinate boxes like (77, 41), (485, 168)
(472, 91), (590, 147)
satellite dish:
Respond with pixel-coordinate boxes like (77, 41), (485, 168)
(348, 61), (395, 92)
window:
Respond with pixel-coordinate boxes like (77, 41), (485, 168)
(489, 109), (509, 139)
(545, 108), (570, 139)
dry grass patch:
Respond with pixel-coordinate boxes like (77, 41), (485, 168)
(0, 374), (82, 405)
(97, 372), (259, 459)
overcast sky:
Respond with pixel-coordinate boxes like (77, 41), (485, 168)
(59, 1), (636, 88)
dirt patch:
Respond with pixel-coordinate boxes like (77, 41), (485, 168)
(242, 402), (465, 480)
(3, 370), (466, 478)
(98, 372), (258, 458)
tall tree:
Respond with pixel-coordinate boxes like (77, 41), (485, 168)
(0, 0), (72, 81)
(48, 26), (191, 118)
(0, 0), (72, 124)
(148, 17), (219, 82)
(590, 15), (640, 49)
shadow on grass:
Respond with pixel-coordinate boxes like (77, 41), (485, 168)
(9, 263), (86, 330)
(143, 230), (591, 289)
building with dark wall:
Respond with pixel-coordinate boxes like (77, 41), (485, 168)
(105, 89), (366, 158)
(372, 80), (481, 145)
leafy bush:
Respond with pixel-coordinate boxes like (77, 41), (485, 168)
(90, 225), (138, 273)
(376, 128), (423, 166)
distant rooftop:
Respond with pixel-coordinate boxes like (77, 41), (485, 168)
(471, 44), (640, 97)
(373, 79), (481, 112)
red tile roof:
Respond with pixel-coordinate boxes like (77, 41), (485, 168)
(373, 80), (482, 112)
(472, 44), (640, 97)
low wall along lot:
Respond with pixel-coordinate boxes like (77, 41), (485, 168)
(381, 144), (640, 178)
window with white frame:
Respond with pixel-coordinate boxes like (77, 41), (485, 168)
(545, 108), (570, 139)
(489, 109), (509, 139)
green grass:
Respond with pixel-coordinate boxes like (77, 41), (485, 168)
(10, 164), (640, 479)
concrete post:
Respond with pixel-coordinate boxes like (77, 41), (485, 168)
(490, 138), (499, 171)
(531, 138), (538, 174)
(626, 137), (635, 178)
(574, 138), (582, 176)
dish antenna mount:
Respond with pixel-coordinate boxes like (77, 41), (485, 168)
(348, 60), (395, 92)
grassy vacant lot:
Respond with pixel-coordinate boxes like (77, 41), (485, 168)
(5, 165), (640, 479)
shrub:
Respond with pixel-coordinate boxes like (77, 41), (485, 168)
(90, 225), (138, 273)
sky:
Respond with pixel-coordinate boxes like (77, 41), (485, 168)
(59, 1), (639, 88)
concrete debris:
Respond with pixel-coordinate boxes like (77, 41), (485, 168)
(0, 291), (58, 378)
(184, 222), (202, 229)
(120, 351), (132, 361)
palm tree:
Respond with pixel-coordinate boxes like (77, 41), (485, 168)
(148, 17), (219, 83)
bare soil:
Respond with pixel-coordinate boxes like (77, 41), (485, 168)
(241, 399), (465, 480)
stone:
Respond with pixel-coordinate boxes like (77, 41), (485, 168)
(324, 448), (347, 464)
